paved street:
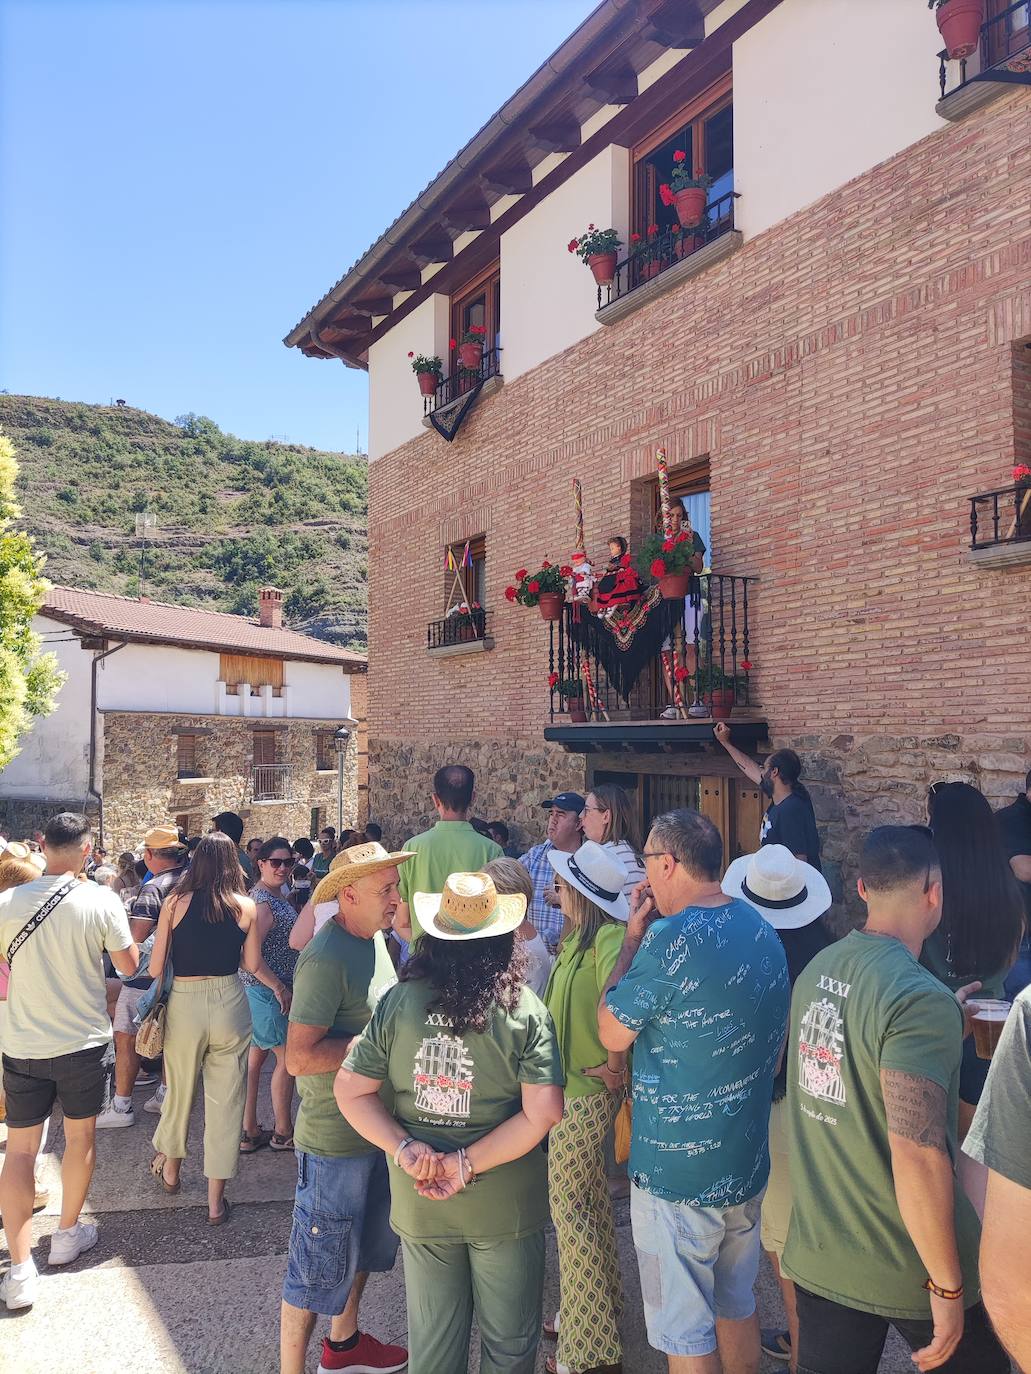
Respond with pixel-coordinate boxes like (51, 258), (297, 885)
(1, 1064), (919, 1374)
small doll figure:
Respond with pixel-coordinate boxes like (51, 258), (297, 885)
(594, 534), (643, 619)
(568, 548), (595, 602)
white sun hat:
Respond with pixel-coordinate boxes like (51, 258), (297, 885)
(722, 844), (831, 931)
(547, 839), (629, 922)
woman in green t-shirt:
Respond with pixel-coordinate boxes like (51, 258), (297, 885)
(542, 840), (628, 1374)
(335, 871), (565, 1374)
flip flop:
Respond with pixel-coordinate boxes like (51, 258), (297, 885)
(208, 1197), (232, 1226)
(150, 1153), (181, 1194)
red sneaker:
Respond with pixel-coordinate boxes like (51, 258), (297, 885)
(317, 1332), (408, 1373)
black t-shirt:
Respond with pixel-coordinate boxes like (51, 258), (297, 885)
(997, 794), (1031, 918)
(773, 918), (833, 1099)
(760, 792), (823, 872)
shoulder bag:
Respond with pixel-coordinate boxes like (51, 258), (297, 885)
(5, 878), (78, 964)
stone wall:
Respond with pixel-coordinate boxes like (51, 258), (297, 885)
(101, 713), (359, 853)
(0, 796), (99, 843)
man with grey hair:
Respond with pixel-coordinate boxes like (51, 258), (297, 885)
(600, 809), (789, 1374)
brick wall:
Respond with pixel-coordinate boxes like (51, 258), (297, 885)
(368, 92), (1031, 905)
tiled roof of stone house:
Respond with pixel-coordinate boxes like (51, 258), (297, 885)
(42, 586), (366, 670)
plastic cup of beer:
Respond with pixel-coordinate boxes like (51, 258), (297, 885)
(971, 999), (1011, 1061)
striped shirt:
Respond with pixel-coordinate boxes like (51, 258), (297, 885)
(519, 841), (565, 954)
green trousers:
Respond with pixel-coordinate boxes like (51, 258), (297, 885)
(401, 1230), (545, 1374)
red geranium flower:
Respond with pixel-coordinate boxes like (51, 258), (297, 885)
(675, 531), (689, 544)
(740, 660), (753, 671)
(671, 223), (681, 233)
(658, 183), (675, 207)
(674, 666), (691, 682)
(541, 560), (551, 569)
(651, 558), (666, 578)
(559, 565), (573, 577)
(528, 580), (540, 594)
(407, 351), (414, 358)
(662, 538), (675, 553)
(588, 223), (595, 230)
(515, 568), (528, 581)
(567, 238), (579, 253)
(548, 672), (559, 688)
(449, 337), (457, 349)
(647, 223), (659, 236)
(630, 232), (641, 243)
(673, 149), (687, 163)
(1015, 464), (1031, 481)
(504, 586), (517, 602)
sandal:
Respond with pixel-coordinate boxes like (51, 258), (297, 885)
(542, 1317), (559, 1341)
(269, 1132), (294, 1152)
(239, 1128), (271, 1154)
(150, 1153), (181, 1195)
(208, 1197), (232, 1226)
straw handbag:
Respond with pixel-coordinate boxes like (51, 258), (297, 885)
(613, 1079), (632, 1164)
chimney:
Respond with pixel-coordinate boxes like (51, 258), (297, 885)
(258, 587), (284, 630)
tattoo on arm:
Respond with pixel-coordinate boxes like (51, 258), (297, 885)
(881, 1069), (948, 1152)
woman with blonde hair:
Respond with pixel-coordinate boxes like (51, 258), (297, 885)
(578, 784), (644, 903)
(542, 840), (628, 1374)
(483, 856), (553, 995)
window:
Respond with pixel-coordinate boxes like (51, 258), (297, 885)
(220, 653), (284, 696)
(632, 79), (733, 238)
(451, 264), (501, 366)
(443, 535), (486, 612)
(253, 730), (277, 767)
(987, 0), (1029, 63)
(650, 459), (711, 563)
(176, 733), (200, 779)
(315, 730), (336, 772)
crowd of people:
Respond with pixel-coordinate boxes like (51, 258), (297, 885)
(0, 753), (1029, 1374)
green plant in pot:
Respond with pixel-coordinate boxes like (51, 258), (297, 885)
(408, 352), (443, 397)
(506, 562), (568, 621)
(635, 529), (698, 599)
(548, 673), (587, 720)
(660, 154), (712, 227)
(695, 661), (737, 719)
(568, 224), (623, 287)
(928, 0), (985, 62)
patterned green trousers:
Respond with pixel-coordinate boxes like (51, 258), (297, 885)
(548, 1090), (624, 1371)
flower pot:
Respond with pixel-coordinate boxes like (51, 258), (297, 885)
(417, 371), (439, 397)
(935, 0), (984, 60)
(673, 186), (707, 227)
(659, 572), (691, 600)
(457, 342), (483, 370)
(640, 260), (661, 280)
(537, 591), (564, 621)
(587, 252), (617, 286)
(568, 701), (587, 724)
(707, 688), (735, 720)
(458, 623), (475, 642)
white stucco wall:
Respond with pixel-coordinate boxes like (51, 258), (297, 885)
(368, 293), (450, 461)
(98, 643), (222, 714)
(0, 617), (94, 800)
(499, 145), (630, 384)
(282, 660), (352, 721)
(733, 0), (947, 240)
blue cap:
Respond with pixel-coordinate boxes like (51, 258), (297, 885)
(540, 792), (586, 814)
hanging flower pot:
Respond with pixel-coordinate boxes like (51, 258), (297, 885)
(537, 591), (564, 621)
(569, 226), (622, 288)
(409, 353), (443, 396)
(417, 370), (439, 397)
(658, 572), (690, 600)
(673, 186), (707, 227)
(933, 0), (984, 61)
(587, 251), (617, 286)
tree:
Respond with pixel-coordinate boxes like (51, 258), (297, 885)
(0, 430), (65, 768)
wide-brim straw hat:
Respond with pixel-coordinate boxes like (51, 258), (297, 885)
(311, 841), (414, 907)
(547, 839), (629, 922)
(722, 844), (831, 931)
(414, 871), (526, 942)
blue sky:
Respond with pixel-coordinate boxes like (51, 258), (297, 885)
(0, 0), (596, 453)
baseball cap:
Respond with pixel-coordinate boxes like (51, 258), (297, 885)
(539, 792), (586, 814)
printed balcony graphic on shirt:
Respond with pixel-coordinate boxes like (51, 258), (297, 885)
(413, 1032), (475, 1118)
(797, 998), (846, 1105)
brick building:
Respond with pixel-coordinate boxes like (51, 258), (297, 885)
(0, 586), (367, 851)
(286, 0), (1031, 915)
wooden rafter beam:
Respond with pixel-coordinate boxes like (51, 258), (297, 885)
(440, 198), (492, 235)
(378, 267), (422, 292)
(479, 163), (533, 197)
(348, 296), (394, 317)
(408, 231), (453, 267)
(641, 0), (705, 48)
(583, 65), (638, 105)
(527, 121), (582, 154)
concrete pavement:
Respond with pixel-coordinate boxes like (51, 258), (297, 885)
(2, 1065), (921, 1374)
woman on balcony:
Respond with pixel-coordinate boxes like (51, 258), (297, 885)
(578, 784), (645, 904)
(542, 840), (628, 1374)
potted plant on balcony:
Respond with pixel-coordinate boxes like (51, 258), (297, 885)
(445, 601), (483, 642)
(568, 224), (623, 286)
(635, 530), (697, 599)
(635, 224), (665, 280)
(660, 154), (712, 228)
(408, 351), (443, 397)
(928, 0), (985, 61)
(457, 324), (487, 371)
(549, 673), (588, 722)
(505, 561), (569, 621)
(696, 661), (736, 720)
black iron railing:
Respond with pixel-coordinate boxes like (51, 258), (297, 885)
(969, 482), (1031, 548)
(424, 347), (502, 414)
(546, 573), (755, 723)
(427, 608), (491, 649)
(938, 1), (1031, 98)
(596, 192), (738, 310)
(252, 764), (290, 802)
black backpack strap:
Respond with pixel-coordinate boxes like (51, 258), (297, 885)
(6, 878), (78, 964)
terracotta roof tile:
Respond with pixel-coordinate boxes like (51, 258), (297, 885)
(42, 586), (366, 670)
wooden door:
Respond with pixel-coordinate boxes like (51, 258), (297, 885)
(698, 776), (730, 871)
(731, 779), (765, 861)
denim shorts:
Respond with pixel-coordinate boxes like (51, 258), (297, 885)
(631, 1182), (763, 1357)
(282, 1149), (399, 1315)
(2, 1042), (114, 1128)
(245, 983), (289, 1049)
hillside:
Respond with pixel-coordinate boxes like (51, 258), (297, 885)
(0, 394), (368, 649)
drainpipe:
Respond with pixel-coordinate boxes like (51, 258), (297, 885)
(88, 641), (127, 844)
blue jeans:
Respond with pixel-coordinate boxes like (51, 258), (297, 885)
(282, 1150), (398, 1315)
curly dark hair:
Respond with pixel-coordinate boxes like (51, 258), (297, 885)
(402, 933), (526, 1035)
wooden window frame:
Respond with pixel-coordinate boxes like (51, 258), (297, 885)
(315, 729), (336, 772)
(450, 262), (501, 363)
(443, 533), (487, 614)
(630, 74), (732, 238)
(176, 732), (200, 779)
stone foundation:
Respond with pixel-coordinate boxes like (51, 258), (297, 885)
(0, 796), (99, 842)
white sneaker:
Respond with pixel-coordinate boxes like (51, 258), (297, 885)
(48, 1222), (98, 1266)
(143, 1084), (166, 1114)
(1, 1267), (38, 1309)
(96, 1102), (135, 1129)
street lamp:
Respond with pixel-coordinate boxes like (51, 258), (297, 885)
(333, 724), (351, 835)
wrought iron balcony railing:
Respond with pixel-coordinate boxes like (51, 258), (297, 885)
(938, 1), (1031, 100)
(424, 347), (502, 415)
(545, 572), (756, 725)
(427, 608), (492, 649)
(596, 191), (738, 310)
(969, 482), (1031, 548)
(252, 764), (290, 802)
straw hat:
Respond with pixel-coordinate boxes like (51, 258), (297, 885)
(311, 840), (414, 907)
(142, 825), (183, 850)
(413, 872), (526, 942)
(547, 840), (629, 921)
(721, 845), (832, 931)
(3, 841), (45, 872)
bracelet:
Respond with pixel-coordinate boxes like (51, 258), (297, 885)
(456, 1149), (467, 1189)
(459, 1147), (476, 1186)
(924, 1278), (964, 1301)
(393, 1136), (415, 1166)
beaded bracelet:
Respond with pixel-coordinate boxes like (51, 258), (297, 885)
(924, 1278), (964, 1301)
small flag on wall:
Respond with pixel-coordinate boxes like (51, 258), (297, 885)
(445, 547), (457, 571)
(461, 541), (473, 568)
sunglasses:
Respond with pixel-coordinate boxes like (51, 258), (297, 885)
(266, 856), (295, 869)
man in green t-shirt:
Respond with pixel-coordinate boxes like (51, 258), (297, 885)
(393, 763), (501, 947)
(783, 826), (1009, 1374)
(280, 841), (413, 1374)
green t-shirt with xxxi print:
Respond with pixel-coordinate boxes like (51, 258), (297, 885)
(345, 977), (564, 1242)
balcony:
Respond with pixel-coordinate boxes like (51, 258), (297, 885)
(427, 608), (494, 657)
(936, 2), (1031, 119)
(542, 573), (767, 754)
(252, 764), (291, 802)
(595, 192), (742, 326)
(422, 346), (503, 419)
(968, 481), (1031, 568)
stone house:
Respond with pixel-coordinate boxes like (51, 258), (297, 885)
(0, 585), (368, 852)
(285, 0), (1031, 916)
